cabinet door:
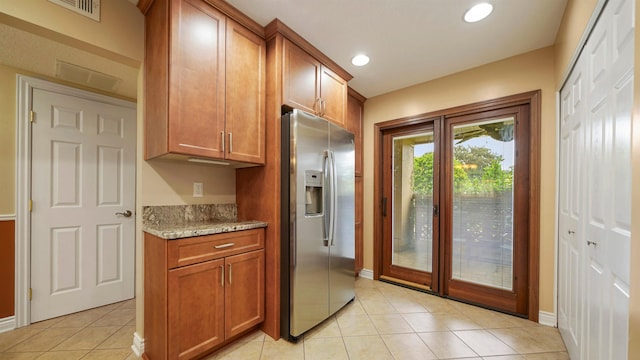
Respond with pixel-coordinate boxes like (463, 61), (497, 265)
(169, 0), (226, 158)
(224, 249), (265, 339)
(168, 258), (225, 360)
(320, 66), (348, 127)
(282, 39), (321, 115)
(225, 19), (266, 164)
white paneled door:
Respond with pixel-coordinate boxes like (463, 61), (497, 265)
(30, 89), (136, 322)
(558, 0), (634, 359)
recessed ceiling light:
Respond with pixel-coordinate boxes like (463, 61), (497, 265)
(351, 54), (370, 66)
(464, 3), (493, 23)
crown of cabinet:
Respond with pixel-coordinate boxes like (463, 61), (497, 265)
(141, 0), (266, 165)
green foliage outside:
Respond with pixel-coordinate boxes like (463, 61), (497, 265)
(413, 146), (513, 196)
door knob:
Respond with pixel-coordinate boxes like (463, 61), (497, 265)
(116, 210), (132, 217)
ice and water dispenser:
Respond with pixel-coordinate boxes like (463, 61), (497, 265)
(304, 170), (323, 215)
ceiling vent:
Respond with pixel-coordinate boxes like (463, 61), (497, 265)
(49, 0), (100, 22)
(55, 60), (121, 93)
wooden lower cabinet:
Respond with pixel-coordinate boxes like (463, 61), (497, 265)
(144, 229), (265, 360)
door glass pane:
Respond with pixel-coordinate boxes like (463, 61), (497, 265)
(392, 132), (434, 272)
(452, 117), (515, 290)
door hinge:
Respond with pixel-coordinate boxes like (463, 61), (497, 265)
(433, 205), (439, 217)
(29, 288), (32, 301)
(29, 199), (33, 212)
(29, 110), (35, 123)
(382, 197), (387, 217)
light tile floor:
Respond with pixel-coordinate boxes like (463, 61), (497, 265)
(0, 278), (569, 359)
(0, 299), (136, 360)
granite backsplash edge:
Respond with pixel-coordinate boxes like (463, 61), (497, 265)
(142, 204), (238, 227)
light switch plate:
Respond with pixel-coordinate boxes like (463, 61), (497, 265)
(193, 182), (203, 198)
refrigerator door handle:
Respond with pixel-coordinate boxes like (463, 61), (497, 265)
(322, 150), (330, 246)
(329, 150), (337, 246)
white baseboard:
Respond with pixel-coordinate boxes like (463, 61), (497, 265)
(359, 268), (374, 279)
(538, 311), (556, 327)
(0, 316), (16, 334)
(131, 331), (145, 357)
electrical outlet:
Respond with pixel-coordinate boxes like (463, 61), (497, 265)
(193, 182), (203, 198)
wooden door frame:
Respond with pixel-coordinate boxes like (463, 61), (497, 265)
(373, 90), (541, 321)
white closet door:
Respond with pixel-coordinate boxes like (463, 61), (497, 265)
(558, 0), (633, 358)
(558, 51), (587, 359)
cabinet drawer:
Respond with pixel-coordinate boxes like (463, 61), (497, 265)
(168, 229), (264, 269)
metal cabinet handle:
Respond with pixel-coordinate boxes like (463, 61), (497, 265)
(587, 240), (597, 247)
(220, 265), (224, 287)
(228, 264), (232, 285)
(322, 98), (327, 116)
(221, 131), (225, 152)
(115, 210), (132, 217)
(214, 243), (235, 249)
(315, 98), (322, 115)
(229, 132), (233, 154)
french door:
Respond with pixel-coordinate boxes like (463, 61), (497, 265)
(379, 103), (532, 316)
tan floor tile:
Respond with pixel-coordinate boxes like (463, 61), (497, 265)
(523, 352), (570, 359)
(50, 310), (108, 329)
(336, 314), (378, 336)
(35, 350), (89, 359)
(6, 327), (81, 352)
(52, 326), (120, 351)
(0, 327), (45, 352)
(90, 309), (135, 327)
(368, 313), (414, 334)
(124, 352), (140, 360)
(490, 327), (567, 354)
(304, 317), (342, 339)
(401, 312), (449, 332)
(234, 330), (266, 343)
(483, 355), (526, 359)
(27, 316), (69, 329)
(259, 339), (303, 360)
(359, 297), (398, 315)
(381, 333), (437, 360)
(418, 331), (478, 359)
(342, 335), (393, 360)
(453, 329), (517, 356)
(207, 340), (263, 360)
(431, 312), (483, 330)
(0, 352), (43, 359)
(387, 295), (429, 313)
(81, 348), (133, 360)
(118, 299), (136, 310)
(336, 300), (367, 317)
(303, 337), (348, 360)
(96, 325), (135, 349)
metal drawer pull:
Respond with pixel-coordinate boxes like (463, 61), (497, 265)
(214, 243), (235, 249)
(220, 265), (224, 287)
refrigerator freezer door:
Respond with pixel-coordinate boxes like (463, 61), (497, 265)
(329, 124), (356, 315)
(290, 110), (330, 337)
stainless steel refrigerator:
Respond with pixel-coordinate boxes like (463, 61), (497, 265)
(280, 109), (355, 341)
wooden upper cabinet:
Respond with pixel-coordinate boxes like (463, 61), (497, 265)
(282, 38), (347, 127)
(143, 0), (266, 165)
(225, 19), (266, 164)
(282, 39), (321, 115)
(321, 66), (348, 127)
(169, 0), (226, 159)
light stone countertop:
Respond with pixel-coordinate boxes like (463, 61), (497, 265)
(143, 220), (268, 240)
(141, 204), (267, 240)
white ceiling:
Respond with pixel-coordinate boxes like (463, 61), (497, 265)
(225, 0), (568, 98)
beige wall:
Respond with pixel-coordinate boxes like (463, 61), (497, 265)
(553, 0), (598, 86)
(0, 65), (16, 215)
(362, 46), (557, 313)
(0, 0), (143, 65)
